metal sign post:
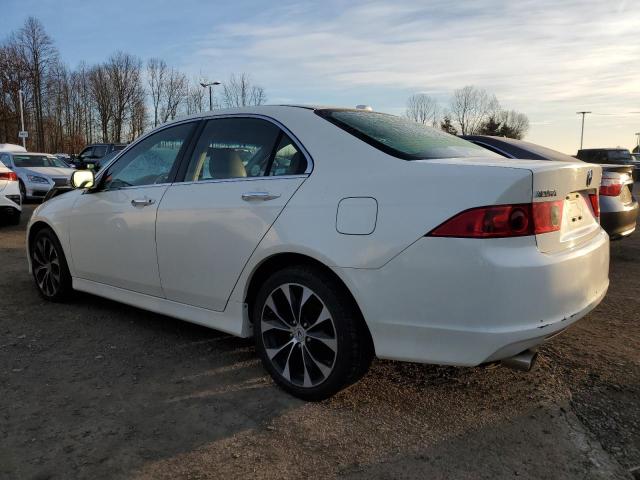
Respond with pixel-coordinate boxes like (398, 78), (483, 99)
(18, 89), (26, 148)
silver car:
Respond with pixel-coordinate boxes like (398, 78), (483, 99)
(0, 152), (75, 201)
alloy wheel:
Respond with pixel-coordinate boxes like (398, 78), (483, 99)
(32, 236), (61, 297)
(261, 283), (337, 387)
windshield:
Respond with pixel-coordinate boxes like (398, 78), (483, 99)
(13, 154), (68, 168)
(316, 109), (498, 160)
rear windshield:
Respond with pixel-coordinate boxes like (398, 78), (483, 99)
(316, 109), (498, 160)
(13, 155), (67, 168)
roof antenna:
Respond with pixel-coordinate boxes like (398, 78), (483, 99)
(355, 105), (373, 111)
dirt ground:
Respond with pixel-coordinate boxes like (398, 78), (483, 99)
(0, 201), (638, 480)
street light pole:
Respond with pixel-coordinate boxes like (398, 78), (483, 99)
(577, 111), (591, 150)
(200, 81), (221, 111)
(18, 89), (26, 148)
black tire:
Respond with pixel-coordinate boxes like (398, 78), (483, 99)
(19, 180), (26, 203)
(253, 265), (372, 401)
(30, 228), (73, 302)
(8, 210), (21, 225)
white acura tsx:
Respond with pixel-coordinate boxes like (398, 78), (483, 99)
(27, 106), (609, 400)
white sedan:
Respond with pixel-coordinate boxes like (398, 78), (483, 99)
(26, 106), (609, 400)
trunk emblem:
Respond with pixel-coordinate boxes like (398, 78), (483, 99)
(586, 169), (593, 186)
(535, 190), (557, 198)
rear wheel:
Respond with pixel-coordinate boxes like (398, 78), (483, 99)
(30, 228), (72, 302)
(253, 266), (372, 401)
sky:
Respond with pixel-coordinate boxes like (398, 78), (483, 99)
(2, 0), (640, 154)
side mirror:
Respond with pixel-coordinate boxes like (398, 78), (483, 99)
(71, 170), (95, 189)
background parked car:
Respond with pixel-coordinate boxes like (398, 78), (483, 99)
(72, 143), (127, 170)
(462, 136), (638, 239)
(0, 143), (26, 153)
(0, 159), (21, 224)
(0, 152), (75, 202)
(577, 148), (640, 181)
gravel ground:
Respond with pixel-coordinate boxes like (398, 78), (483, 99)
(0, 201), (638, 480)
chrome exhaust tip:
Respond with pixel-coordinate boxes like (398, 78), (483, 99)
(501, 349), (538, 372)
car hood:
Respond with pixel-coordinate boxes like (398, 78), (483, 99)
(16, 166), (74, 177)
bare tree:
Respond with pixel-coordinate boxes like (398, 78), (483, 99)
(222, 73), (266, 108)
(89, 65), (113, 142)
(497, 110), (530, 139)
(160, 68), (187, 123)
(186, 81), (206, 115)
(147, 58), (166, 127)
(16, 17), (58, 150)
(107, 51), (142, 142)
(449, 86), (500, 135)
(406, 94), (439, 126)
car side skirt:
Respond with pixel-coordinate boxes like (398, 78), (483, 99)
(73, 277), (252, 338)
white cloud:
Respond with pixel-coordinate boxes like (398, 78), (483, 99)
(182, 0), (640, 152)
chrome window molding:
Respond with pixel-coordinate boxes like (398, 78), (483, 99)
(94, 113), (314, 192)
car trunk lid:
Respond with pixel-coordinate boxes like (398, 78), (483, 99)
(531, 162), (602, 254)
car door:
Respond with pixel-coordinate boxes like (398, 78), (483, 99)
(156, 117), (310, 311)
(68, 122), (196, 296)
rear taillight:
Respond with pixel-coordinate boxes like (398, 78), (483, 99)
(599, 177), (622, 196)
(589, 193), (600, 219)
(0, 171), (18, 182)
(427, 201), (564, 238)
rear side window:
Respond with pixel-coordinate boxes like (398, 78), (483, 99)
(316, 109), (497, 160)
(270, 134), (307, 176)
(185, 118), (281, 181)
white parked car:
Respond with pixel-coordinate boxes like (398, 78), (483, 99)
(26, 106), (610, 400)
(0, 152), (75, 201)
(0, 159), (22, 225)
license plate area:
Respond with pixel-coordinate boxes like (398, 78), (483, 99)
(566, 193), (585, 226)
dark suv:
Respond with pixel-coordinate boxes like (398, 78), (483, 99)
(577, 148), (640, 180)
(73, 143), (127, 170)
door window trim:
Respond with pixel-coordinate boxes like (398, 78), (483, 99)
(92, 119), (200, 192)
(172, 113), (313, 184)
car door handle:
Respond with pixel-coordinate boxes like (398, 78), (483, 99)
(241, 192), (281, 201)
(131, 198), (156, 207)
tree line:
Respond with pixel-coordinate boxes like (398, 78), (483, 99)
(406, 86), (530, 139)
(0, 17), (267, 153)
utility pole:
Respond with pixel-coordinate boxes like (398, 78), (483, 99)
(18, 89), (26, 148)
(577, 111), (591, 150)
(635, 132), (640, 152)
(200, 81), (221, 111)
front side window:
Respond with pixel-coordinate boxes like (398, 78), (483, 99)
(316, 109), (499, 160)
(185, 118), (281, 182)
(92, 145), (108, 158)
(78, 147), (93, 160)
(102, 122), (194, 190)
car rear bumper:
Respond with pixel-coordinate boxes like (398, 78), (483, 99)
(338, 229), (609, 366)
(600, 203), (638, 239)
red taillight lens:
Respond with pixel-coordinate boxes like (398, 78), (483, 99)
(0, 171), (18, 181)
(589, 193), (600, 219)
(599, 177), (622, 196)
(532, 200), (564, 234)
(428, 201), (563, 238)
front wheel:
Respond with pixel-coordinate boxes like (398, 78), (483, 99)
(253, 266), (372, 401)
(30, 228), (73, 302)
